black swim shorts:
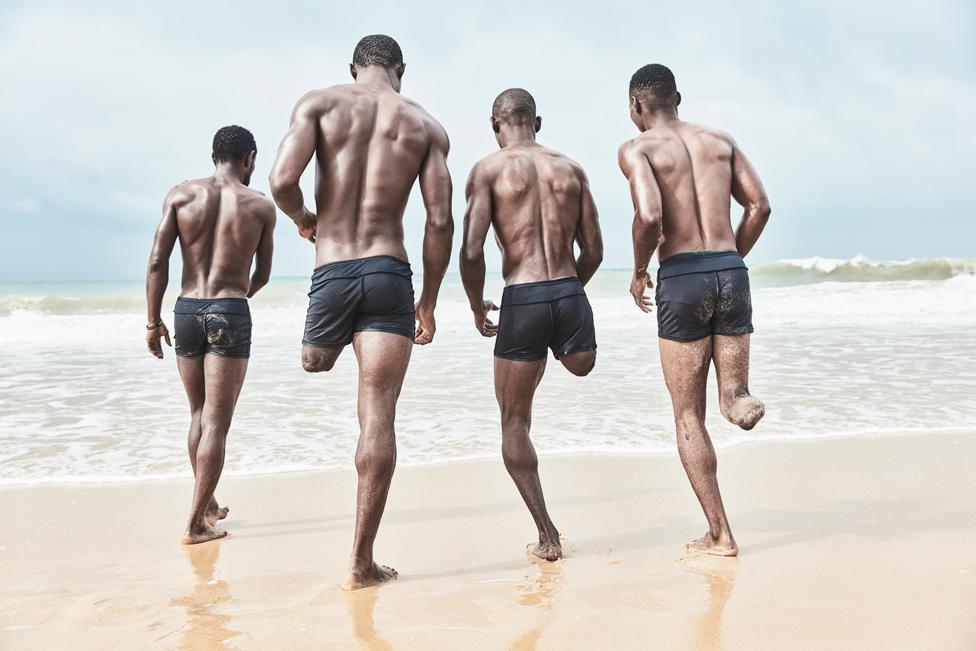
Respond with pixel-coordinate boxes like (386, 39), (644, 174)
(494, 277), (597, 361)
(174, 297), (252, 358)
(655, 251), (754, 342)
(303, 255), (415, 347)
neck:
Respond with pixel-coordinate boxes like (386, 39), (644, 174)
(498, 123), (537, 147)
(640, 107), (679, 131)
(355, 66), (398, 91)
(213, 162), (245, 183)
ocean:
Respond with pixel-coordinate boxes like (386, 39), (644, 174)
(1, 256), (974, 485)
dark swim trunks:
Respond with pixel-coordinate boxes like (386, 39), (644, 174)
(655, 251), (754, 342)
(174, 297), (252, 358)
(303, 255), (415, 347)
(494, 277), (597, 361)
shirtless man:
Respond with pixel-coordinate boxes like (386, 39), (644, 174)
(268, 35), (453, 589)
(145, 125), (276, 545)
(461, 89), (603, 561)
(618, 65), (771, 556)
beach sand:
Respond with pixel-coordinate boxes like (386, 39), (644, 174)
(2, 433), (974, 650)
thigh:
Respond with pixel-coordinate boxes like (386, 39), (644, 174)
(202, 355), (249, 424)
(551, 293), (597, 360)
(356, 273), (416, 339)
(656, 273), (715, 342)
(176, 355), (205, 412)
(494, 357), (547, 421)
(712, 269), (754, 337)
(712, 333), (751, 392)
(352, 330), (413, 398)
(303, 278), (361, 348)
(494, 302), (551, 362)
(658, 336), (713, 417)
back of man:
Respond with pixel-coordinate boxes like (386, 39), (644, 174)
(145, 125), (275, 545)
(619, 64), (771, 557)
(461, 88), (603, 561)
(268, 35), (453, 590)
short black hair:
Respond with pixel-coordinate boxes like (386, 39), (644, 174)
(212, 125), (256, 164)
(492, 88), (536, 123)
(352, 34), (403, 68)
(629, 64), (678, 108)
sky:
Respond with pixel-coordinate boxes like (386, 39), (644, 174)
(0, 0), (973, 283)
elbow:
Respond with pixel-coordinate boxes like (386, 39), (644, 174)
(637, 209), (663, 232)
(582, 245), (604, 268)
(268, 170), (298, 201)
(147, 256), (167, 276)
(460, 243), (483, 268)
(751, 198), (771, 224)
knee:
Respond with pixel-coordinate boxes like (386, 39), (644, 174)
(302, 349), (336, 373)
(355, 441), (396, 477)
(674, 411), (705, 437)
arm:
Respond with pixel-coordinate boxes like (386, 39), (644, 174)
(268, 94), (318, 243)
(459, 163), (498, 337)
(574, 171), (604, 286)
(413, 122), (455, 345)
(144, 186), (180, 358)
(729, 139), (771, 257)
(247, 201), (276, 298)
(618, 142), (663, 312)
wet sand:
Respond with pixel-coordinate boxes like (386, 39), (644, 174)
(2, 433), (974, 650)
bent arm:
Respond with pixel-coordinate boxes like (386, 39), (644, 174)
(417, 126), (455, 310)
(269, 95), (318, 230)
(145, 187), (180, 323)
(460, 164), (493, 311)
(248, 203), (276, 298)
(574, 173), (604, 286)
(730, 141), (771, 257)
(618, 143), (663, 277)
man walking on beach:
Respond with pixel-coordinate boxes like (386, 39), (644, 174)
(145, 125), (276, 545)
(460, 89), (603, 561)
(269, 35), (453, 589)
(618, 65), (771, 556)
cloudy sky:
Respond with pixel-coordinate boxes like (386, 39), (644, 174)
(0, 0), (973, 282)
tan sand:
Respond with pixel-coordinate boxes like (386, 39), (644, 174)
(2, 433), (975, 650)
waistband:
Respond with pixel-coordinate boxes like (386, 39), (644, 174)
(501, 276), (585, 306)
(174, 297), (250, 315)
(312, 255), (412, 283)
(658, 251), (747, 280)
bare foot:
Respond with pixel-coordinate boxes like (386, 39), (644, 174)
(725, 395), (765, 430)
(342, 563), (398, 591)
(181, 523), (228, 545)
(205, 506), (230, 525)
(685, 533), (738, 557)
(527, 539), (563, 562)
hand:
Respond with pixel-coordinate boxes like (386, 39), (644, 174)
(414, 302), (436, 345)
(146, 322), (172, 358)
(296, 208), (316, 243)
(473, 299), (499, 337)
(630, 271), (654, 313)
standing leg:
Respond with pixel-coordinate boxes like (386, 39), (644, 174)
(495, 357), (562, 561)
(182, 355), (248, 545)
(342, 331), (412, 590)
(177, 356), (228, 524)
(659, 337), (738, 556)
(713, 334), (765, 430)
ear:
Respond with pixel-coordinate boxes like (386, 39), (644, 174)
(349, 63), (357, 80)
(675, 91), (682, 107)
(490, 116), (500, 133)
(534, 116), (542, 133)
(395, 63), (405, 79)
(212, 154), (218, 166)
(630, 95), (642, 114)
(246, 150), (256, 168)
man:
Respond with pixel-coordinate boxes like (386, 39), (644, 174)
(145, 125), (276, 545)
(268, 35), (453, 590)
(618, 64), (771, 556)
(461, 88), (603, 561)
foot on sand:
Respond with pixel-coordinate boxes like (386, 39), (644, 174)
(205, 505), (230, 524)
(181, 523), (228, 545)
(342, 563), (398, 591)
(685, 533), (738, 557)
(527, 539), (563, 562)
(724, 394), (765, 431)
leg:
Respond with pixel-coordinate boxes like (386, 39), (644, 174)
(558, 350), (596, 377)
(659, 337), (738, 557)
(342, 331), (412, 590)
(302, 344), (345, 373)
(182, 355), (248, 545)
(713, 334), (765, 430)
(495, 357), (563, 561)
(177, 357), (227, 524)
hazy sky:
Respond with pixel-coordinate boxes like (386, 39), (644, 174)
(1, 0), (973, 282)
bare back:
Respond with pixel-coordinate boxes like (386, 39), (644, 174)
(471, 145), (596, 285)
(279, 84), (449, 266)
(168, 178), (274, 298)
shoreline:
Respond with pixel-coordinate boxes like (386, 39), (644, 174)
(3, 432), (975, 649)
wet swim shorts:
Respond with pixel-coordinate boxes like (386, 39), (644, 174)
(174, 297), (252, 358)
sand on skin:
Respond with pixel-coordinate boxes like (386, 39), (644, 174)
(1, 433), (975, 650)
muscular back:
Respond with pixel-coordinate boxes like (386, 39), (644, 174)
(621, 120), (768, 261)
(468, 145), (600, 285)
(276, 84), (450, 265)
(166, 178), (274, 298)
